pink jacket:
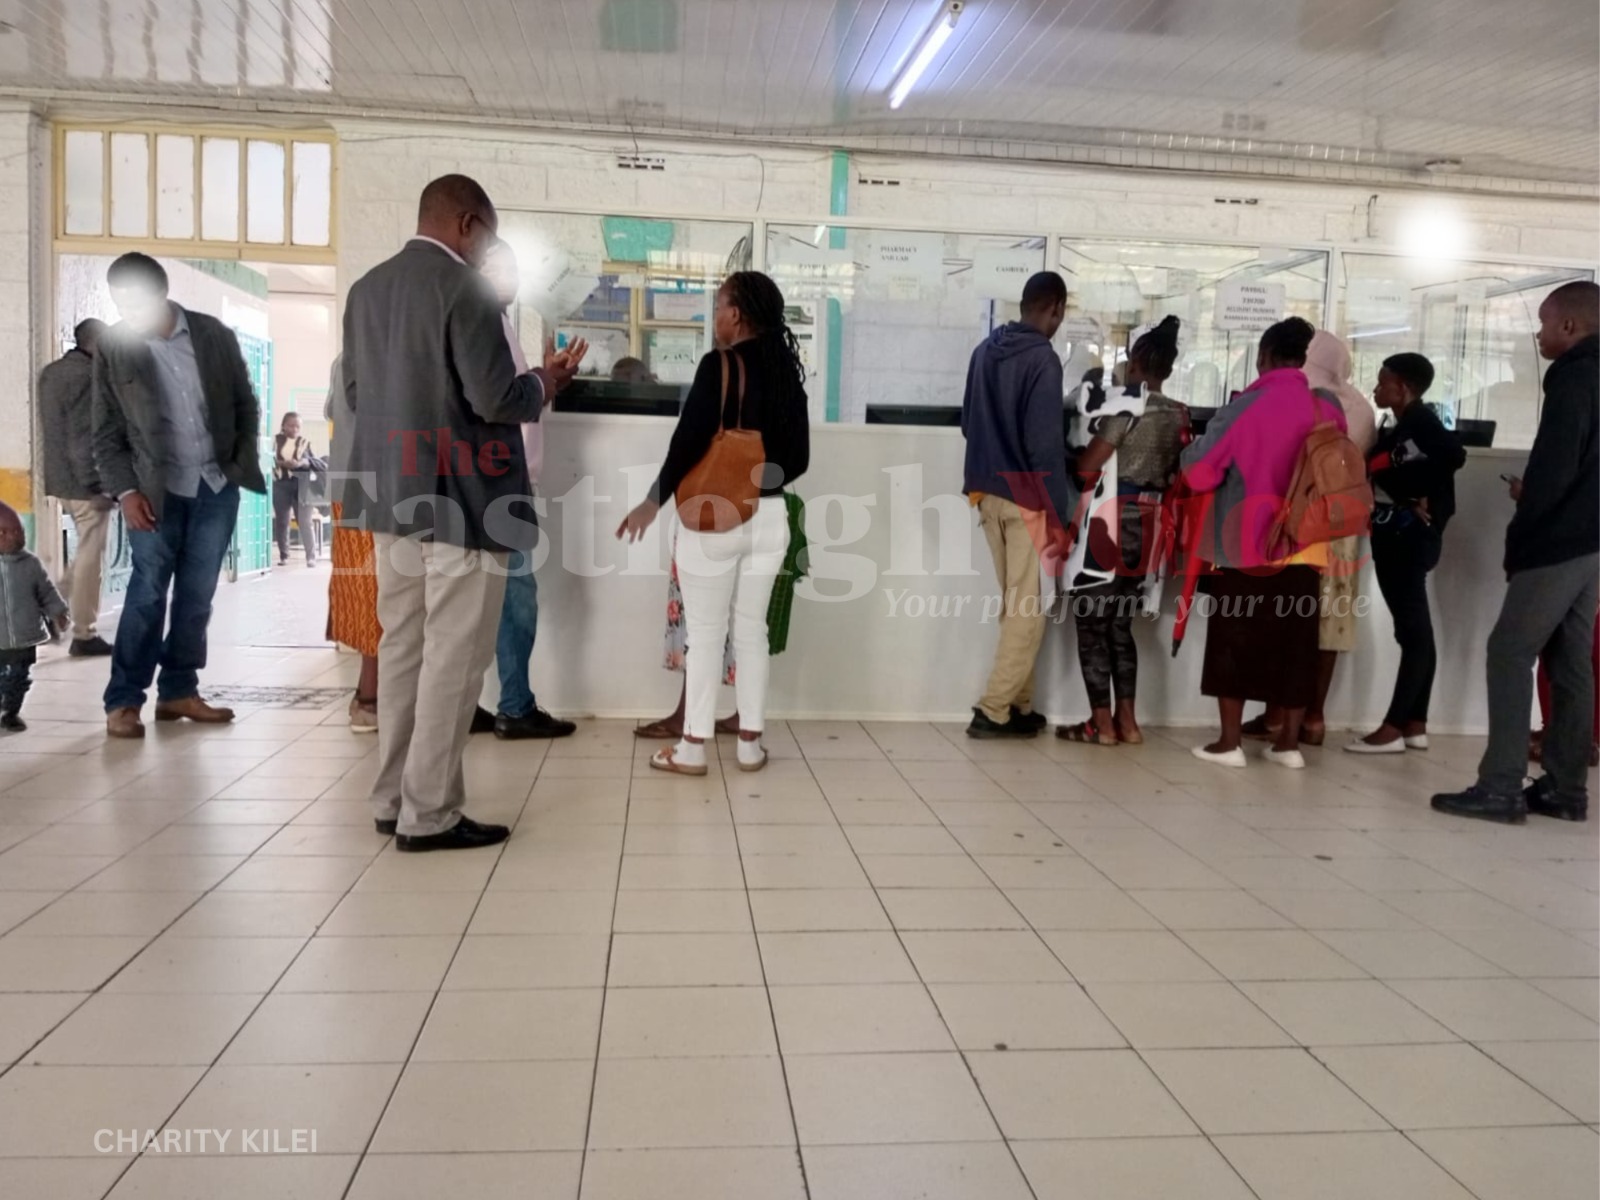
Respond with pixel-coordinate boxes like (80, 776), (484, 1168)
(1180, 367), (1348, 568)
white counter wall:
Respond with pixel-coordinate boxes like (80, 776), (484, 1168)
(505, 413), (1527, 734)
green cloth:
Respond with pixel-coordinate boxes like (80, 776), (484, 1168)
(767, 491), (808, 656)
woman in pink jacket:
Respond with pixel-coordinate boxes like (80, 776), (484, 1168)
(1179, 317), (1348, 769)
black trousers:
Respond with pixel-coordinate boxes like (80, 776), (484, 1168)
(0, 646), (36, 716)
(1073, 497), (1149, 711)
(1371, 519), (1442, 728)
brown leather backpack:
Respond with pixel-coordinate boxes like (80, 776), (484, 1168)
(677, 350), (766, 534)
(1267, 387), (1374, 558)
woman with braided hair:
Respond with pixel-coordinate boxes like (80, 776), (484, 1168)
(618, 271), (810, 775)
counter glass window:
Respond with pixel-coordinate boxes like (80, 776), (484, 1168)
(766, 224), (1049, 424)
(1338, 254), (1594, 449)
(495, 212), (754, 414)
(1058, 239), (1329, 411)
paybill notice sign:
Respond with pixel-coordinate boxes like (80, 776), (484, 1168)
(1214, 281), (1286, 332)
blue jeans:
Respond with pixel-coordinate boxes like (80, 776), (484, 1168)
(494, 547), (540, 718)
(105, 484), (239, 712)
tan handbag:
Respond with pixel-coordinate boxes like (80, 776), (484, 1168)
(677, 350), (766, 534)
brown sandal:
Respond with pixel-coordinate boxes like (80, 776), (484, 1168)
(1114, 720), (1145, 746)
(634, 719), (683, 740)
(649, 746), (709, 776)
(1241, 716), (1279, 741)
(1056, 722), (1118, 747)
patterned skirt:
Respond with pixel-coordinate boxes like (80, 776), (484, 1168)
(664, 555), (735, 685)
(326, 503), (382, 658)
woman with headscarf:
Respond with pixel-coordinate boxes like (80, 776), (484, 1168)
(1242, 329), (1376, 745)
(1058, 317), (1190, 745)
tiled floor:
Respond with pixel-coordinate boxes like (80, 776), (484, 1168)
(0, 568), (1596, 1198)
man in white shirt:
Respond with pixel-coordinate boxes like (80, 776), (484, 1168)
(477, 239), (583, 739)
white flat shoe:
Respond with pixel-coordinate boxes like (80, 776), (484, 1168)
(1192, 745), (1248, 768)
(1405, 734), (1429, 750)
(1262, 746), (1306, 769)
(1345, 738), (1406, 755)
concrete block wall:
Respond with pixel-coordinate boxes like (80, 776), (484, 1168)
(0, 107), (48, 538)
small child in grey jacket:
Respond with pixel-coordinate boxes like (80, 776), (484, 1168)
(0, 503), (69, 731)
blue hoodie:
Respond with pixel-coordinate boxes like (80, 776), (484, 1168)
(960, 322), (1073, 526)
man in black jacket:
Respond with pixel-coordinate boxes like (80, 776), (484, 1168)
(1434, 281), (1599, 824)
(93, 253), (267, 739)
(38, 318), (113, 657)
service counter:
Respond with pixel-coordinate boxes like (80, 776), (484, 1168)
(506, 412), (1527, 733)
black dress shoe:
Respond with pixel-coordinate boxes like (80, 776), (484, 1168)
(494, 707), (578, 740)
(375, 819), (397, 836)
(1525, 776), (1589, 823)
(1010, 706), (1047, 734)
(0, 712), (24, 732)
(395, 814), (511, 853)
(966, 707), (1038, 740)
(69, 636), (114, 657)
(469, 705), (497, 735)
(1431, 786), (1527, 825)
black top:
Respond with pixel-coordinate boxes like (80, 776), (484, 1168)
(1506, 334), (1599, 575)
(650, 338), (811, 505)
(1369, 400), (1467, 532)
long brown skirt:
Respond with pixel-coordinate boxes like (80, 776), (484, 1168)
(326, 502), (382, 658)
(1200, 565), (1321, 707)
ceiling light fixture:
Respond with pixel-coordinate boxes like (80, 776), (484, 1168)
(889, 0), (964, 111)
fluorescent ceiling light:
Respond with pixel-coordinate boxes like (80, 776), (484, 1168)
(889, 1), (963, 111)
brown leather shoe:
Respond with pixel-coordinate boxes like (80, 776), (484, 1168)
(153, 696), (235, 724)
(106, 707), (145, 739)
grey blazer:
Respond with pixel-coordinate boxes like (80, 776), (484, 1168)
(38, 349), (100, 501)
(91, 305), (268, 517)
(341, 240), (543, 552)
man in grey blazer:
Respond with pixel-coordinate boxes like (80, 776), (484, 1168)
(343, 175), (581, 852)
(38, 317), (113, 657)
(93, 253), (268, 739)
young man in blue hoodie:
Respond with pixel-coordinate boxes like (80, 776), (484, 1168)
(962, 271), (1075, 738)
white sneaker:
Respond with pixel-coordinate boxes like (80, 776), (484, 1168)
(1192, 744), (1248, 768)
(1262, 745), (1306, 769)
(1345, 738), (1405, 755)
(1404, 734), (1430, 750)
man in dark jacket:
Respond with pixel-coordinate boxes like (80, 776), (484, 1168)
(1434, 280), (1599, 824)
(960, 271), (1073, 739)
(39, 318), (113, 658)
(93, 253), (267, 739)
(343, 175), (580, 852)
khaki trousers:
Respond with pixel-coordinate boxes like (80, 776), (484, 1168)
(370, 534), (508, 836)
(61, 499), (111, 642)
(977, 494), (1047, 724)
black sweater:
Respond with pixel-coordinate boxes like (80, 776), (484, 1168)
(1369, 400), (1466, 532)
(649, 339), (811, 505)
(1506, 334), (1599, 574)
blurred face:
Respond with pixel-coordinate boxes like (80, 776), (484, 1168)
(0, 512), (23, 554)
(460, 206), (499, 270)
(110, 284), (171, 337)
(481, 244), (520, 307)
(1373, 367), (1409, 411)
(1536, 298), (1577, 362)
(282, 416), (301, 438)
(713, 286), (742, 347)
(1040, 300), (1066, 341)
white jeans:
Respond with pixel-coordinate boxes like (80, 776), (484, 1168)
(675, 499), (788, 740)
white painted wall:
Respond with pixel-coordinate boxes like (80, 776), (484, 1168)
(266, 293), (337, 453)
(498, 414), (1522, 734)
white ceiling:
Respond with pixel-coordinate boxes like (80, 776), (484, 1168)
(2, 0), (1596, 186)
